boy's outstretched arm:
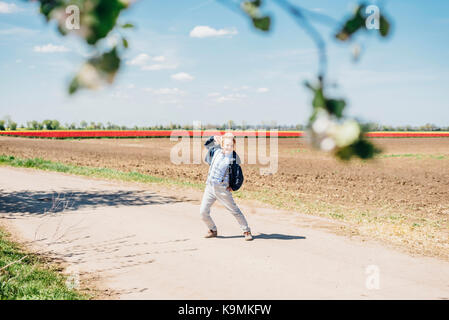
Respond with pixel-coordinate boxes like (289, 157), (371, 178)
(204, 136), (221, 165)
(204, 135), (221, 150)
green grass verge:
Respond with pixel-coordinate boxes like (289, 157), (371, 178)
(378, 153), (447, 159)
(0, 154), (203, 189)
(0, 229), (87, 300)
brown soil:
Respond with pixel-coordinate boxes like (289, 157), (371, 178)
(1, 136), (448, 259)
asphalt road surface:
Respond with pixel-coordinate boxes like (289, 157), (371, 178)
(1, 166), (448, 299)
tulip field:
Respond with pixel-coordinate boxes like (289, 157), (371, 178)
(1, 130), (449, 138)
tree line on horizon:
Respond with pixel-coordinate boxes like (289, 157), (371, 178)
(0, 117), (448, 132)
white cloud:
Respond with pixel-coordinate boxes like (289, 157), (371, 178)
(127, 54), (176, 71)
(110, 91), (130, 99)
(145, 87), (186, 95)
(171, 72), (194, 81)
(0, 1), (20, 14)
(127, 53), (150, 66)
(33, 44), (70, 53)
(189, 25), (238, 38)
(159, 99), (180, 105)
(208, 92), (220, 97)
(142, 64), (177, 71)
(216, 93), (247, 103)
(152, 55), (166, 62)
(257, 87), (269, 93)
(232, 85), (250, 92)
(216, 96), (231, 103)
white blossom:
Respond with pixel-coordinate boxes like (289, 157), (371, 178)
(309, 109), (361, 151)
(330, 120), (361, 147)
(320, 137), (336, 151)
(77, 63), (102, 89)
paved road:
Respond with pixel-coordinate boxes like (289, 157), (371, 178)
(1, 166), (448, 299)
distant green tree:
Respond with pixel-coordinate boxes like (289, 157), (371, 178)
(2, 115), (12, 128)
(41, 119), (60, 130)
(43, 119), (52, 130)
(0, 120), (5, 131)
(27, 120), (42, 130)
(51, 120), (61, 130)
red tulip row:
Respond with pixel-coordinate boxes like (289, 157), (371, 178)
(1, 130), (449, 138)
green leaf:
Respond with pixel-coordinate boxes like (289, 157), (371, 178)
(335, 145), (354, 161)
(89, 47), (121, 74)
(312, 88), (325, 109)
(39, 1), (63, 21)
(335, 31), (349, 41)
(335, 138), (381, 161)
(86, 0), (128, 45)
(325, 99), (346, 118)
(122, 37), (128, 48)
(351, 139), (380, 159)
(252, 16), (270, 31)
(122, 23), (134, 29)
(335, 5), (366, 41)
(308, 109), (319, 124)
(68, 78), (79, 95)
(379, 15), (390, 37)
(57, 24), (67, 36)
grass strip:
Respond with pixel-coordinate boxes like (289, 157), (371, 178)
(0, 154), (203, 189)
(0, 228), (87, 300)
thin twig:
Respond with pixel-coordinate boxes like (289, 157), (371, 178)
(0, 255), (28, 273)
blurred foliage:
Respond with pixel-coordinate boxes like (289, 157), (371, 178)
(241, 0), (271, 31)
(336, 138), (382, 161)
(335, 3), (391, 41)
(31, 0), (131, 94)
(304, 77), (380, 160)
(305, 79), (346, 119)
(38, 0), (128, 45)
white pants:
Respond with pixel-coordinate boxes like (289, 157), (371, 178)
(200, 184), (251, 233)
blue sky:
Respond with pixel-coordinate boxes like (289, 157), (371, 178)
(0, 0), (448, 127)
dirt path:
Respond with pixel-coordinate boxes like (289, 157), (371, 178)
(1, 166), (448, 299)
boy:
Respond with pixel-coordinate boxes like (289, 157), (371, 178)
(200, 133), (253, 241)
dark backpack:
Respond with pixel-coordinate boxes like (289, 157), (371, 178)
(228, 151), (244, 191)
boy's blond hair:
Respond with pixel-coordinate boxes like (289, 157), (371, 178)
(220, 132), (236, 148)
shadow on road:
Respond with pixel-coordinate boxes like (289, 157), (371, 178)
(217, 233), (306, 240)
(0, 189), (183, 217)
